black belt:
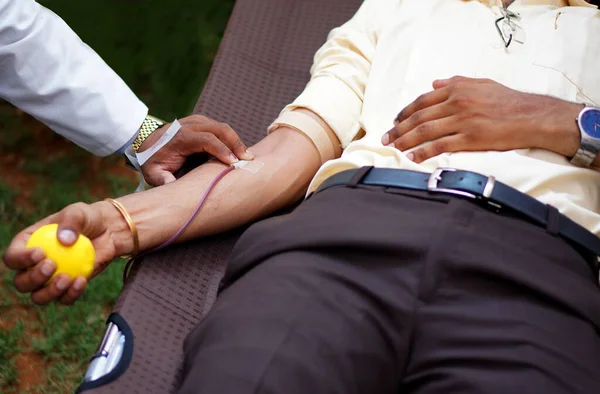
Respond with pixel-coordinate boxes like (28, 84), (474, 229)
(313, 167), (600, 274)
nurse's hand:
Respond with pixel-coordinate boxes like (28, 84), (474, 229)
(140, 115), (254, 186)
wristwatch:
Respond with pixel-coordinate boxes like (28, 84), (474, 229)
(131, 115), (166, 153)
(570, 106), (600, 167)
(124, 115), (166, 171)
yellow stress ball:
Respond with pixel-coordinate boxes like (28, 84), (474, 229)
(26, 224), (95, 283)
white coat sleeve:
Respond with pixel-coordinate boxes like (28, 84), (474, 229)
(0, 0), (148, 156)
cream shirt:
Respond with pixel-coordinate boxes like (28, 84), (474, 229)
(280, 0), (600, 236)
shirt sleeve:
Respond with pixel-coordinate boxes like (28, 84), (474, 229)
(278, 0), (386, 148)
(0, 0), (148, 157)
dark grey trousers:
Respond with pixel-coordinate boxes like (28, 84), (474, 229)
(178, 185), (600, 394)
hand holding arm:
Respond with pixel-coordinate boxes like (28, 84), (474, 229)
(138, 115), (255, 185)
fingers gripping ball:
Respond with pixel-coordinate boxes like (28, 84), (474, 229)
(26, 224), (95, 283)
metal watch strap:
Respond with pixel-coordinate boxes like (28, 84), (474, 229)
(570, 105), (599, 168)
(131, 115), (165, 153)
(571, 146), (597, 167)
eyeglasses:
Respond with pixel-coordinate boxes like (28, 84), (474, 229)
(495, 8), (525, 48)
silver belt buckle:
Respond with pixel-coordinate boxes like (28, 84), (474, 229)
(428, 168), (496, 200)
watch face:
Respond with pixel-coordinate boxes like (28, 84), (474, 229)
(581, 108), (600, 138)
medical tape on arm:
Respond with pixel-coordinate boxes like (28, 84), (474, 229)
(268, 110), (334, 165)
(124, 120), (182, 193)
(232, 159), (265, 173)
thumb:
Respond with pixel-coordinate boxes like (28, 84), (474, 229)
(144, 167), (177, 186)
(160, 171), (177, 185)
(56, 203), (89, 246)
(433, 75), (483, 89)
(432, 78), (452, 89)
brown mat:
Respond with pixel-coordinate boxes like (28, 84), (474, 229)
(78, 0), (363, 392)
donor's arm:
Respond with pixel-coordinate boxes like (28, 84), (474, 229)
(3, 118), (340, 305)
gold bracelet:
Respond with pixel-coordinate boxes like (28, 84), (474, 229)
(104, 198), (139, 258)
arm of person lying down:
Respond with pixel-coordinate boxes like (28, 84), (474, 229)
(118, 117), (341, 250)
(2, 110), (341, 305)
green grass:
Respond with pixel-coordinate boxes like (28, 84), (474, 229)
(0, 321), (24, 387)
(32, 261), (127, 360)
(0, 181), (21, 249)
(0, 107), (34, 150)
(0, 120), (138, 391)
(0, 153), (134, 392)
